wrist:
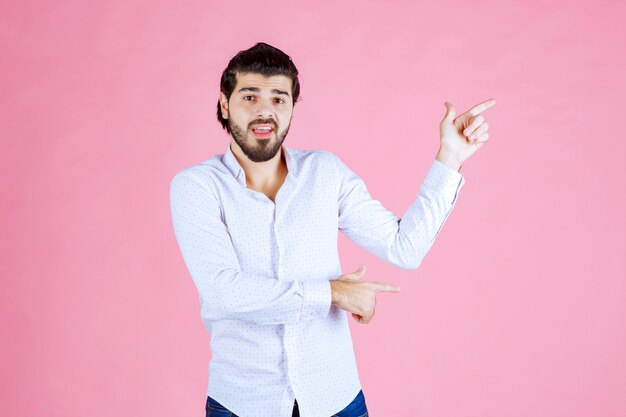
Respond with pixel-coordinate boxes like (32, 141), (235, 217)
(435, 150), (462, 171)
(330, 280), (344, 306)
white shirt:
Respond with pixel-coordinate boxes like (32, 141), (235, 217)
(169, 143), (465, 417)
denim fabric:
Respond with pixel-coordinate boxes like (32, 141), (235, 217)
(205, 389), (368, 417)
(330, 390), (368, 417)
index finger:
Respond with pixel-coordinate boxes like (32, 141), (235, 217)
(371, 282), (401, 293)
(465, 98), (496, 117)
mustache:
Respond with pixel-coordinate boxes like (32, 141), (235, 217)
(249, 119), (277, 129)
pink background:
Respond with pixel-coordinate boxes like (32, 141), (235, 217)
(2, 1), (625, 416)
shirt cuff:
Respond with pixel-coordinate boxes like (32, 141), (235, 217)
(300, 280), (332, 320)
(421, 159), (466, 204)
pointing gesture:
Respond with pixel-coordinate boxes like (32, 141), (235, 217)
(330, 265), (401, 324)
(437, 98), (496, 170)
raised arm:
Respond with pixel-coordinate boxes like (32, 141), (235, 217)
(169, 170), (331, 325)
(335, 154), (465, 270)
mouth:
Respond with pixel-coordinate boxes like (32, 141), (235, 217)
(250, 123), (275, 140)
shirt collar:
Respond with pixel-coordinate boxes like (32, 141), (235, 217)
(221, 143), (298, 186)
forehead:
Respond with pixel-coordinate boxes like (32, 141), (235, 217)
(233, 72), (292, 94)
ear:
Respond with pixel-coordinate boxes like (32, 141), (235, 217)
(219, 92), (229, 119)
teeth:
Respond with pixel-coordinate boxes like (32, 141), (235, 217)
(254, 127), (271, 131)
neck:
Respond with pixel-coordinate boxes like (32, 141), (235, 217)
(229, 139), (287, 188)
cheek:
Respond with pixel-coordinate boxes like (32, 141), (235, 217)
(228, 109), (248, 124)
(279, 110), (293, 125)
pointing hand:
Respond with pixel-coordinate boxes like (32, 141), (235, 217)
(437, 98), (496, 170)
(331, 266), (401, 324)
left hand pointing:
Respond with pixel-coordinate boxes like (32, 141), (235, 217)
(437, 98), (496, 170)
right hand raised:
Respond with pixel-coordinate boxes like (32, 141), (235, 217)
(330, 265), (401, 324)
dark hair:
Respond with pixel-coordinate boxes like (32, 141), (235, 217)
(216, 42), (301, 133)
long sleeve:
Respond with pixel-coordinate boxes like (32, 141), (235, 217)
(335, 155), (465, 270)
(169, 170), (331, 325)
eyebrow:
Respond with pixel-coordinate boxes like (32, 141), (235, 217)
(237, 87), (290, 97)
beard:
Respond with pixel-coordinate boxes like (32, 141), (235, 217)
(228, 117), (291, 163)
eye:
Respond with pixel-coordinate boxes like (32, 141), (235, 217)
(274, 98), (286, 104)
(243, 95), (254, 101)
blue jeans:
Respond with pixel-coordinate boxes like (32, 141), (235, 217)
(205, 389), (368, 417)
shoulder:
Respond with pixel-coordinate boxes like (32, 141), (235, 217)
(170, 155), (225, 198)
(287, 147), (344, 174)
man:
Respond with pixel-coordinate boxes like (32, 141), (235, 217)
(170, 42), (495, 417)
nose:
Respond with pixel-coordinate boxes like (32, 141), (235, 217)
(255, 98), (275, 120)
(257, 110), (274, 120)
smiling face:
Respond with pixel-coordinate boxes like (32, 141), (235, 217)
(219, 72), (295, 162)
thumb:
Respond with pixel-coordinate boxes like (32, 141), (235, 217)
(340, 265), (366, 281)
(442, 102), (455, 124)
